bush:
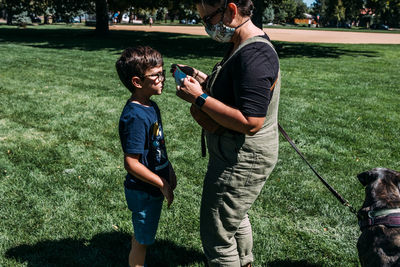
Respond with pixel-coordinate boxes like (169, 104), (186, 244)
(14, 11), (31, 27)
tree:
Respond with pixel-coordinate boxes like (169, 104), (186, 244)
(366, 0), (400, 27)
(95, 0), (109, 35)
(275, 8), (288, 23)
(2, 0), (28, 25)
(342, 0), (364, 23)
(387, 0), (400, 27)
(156, 7), (168, 22)
(294, 0), (308, 19)
(312, 0), (348, 26)
(263, 4), (275, 23)
(51, 0), (93, 22)
(252, 0), (264, 28)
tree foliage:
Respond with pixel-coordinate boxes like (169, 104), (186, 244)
(312, 0), (399, 27)
(3, 0), (398, 29)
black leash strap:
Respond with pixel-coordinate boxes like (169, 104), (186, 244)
(278, 123), (357, 215)
(201, 128), (206, 157)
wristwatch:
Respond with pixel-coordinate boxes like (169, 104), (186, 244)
(195, 93), (208, 109)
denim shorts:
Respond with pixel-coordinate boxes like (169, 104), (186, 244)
(124, 187), (164, 245)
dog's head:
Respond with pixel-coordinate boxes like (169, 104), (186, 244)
(358, 168), (400, 210)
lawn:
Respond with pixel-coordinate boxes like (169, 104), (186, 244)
(0, 25), (399, 267)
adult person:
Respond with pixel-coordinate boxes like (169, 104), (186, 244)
(173, 0), (280, 266)
(113, 11), (120, 24)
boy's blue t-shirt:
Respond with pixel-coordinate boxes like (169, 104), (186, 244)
(119, 100), (169, 196)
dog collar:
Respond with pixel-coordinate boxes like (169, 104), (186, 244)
(359, 208), (400, 230)
(369, 208), (400, 217)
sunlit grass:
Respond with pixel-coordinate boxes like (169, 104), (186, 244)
(0, 25), (399, 266)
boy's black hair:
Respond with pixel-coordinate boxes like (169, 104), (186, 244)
(115, 46), (163, 93)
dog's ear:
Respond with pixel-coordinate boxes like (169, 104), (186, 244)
(393, 169), (400, 185)
(358, 170), (376, 187)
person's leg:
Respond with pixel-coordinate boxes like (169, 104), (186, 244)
(235, 214), (253, 266)
(200, 135), (251, 266)
(201, 133), (271, 267)
(200, 185), (241, 267)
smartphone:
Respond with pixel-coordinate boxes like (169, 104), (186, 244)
(173, 66), (187, 86)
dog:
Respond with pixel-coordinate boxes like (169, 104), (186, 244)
(357, 168), (400, 267)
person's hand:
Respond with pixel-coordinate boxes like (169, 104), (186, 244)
(176, 76), (203, 104)
(170, 64), (195, 76)
(168, 163), (177, 190)
(160, 177), (174, 208)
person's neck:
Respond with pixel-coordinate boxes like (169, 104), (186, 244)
(130, 93), (151, 106)
(231, 19), (264, 49)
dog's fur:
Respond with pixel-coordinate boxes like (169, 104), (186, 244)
(357, 168), (400, 267)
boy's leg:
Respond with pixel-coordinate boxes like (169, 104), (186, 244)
(129, 235), (135, 266)
(129, 235), (147, 267)
(125, 188), (163, 267)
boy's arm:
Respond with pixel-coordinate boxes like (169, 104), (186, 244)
(124, 154), (174, 207)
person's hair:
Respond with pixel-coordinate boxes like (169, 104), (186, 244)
(195, 0), (254, 17)
(115, 46), (163, 93)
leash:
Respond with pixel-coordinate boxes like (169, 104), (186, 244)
(278, 123), (357, 215)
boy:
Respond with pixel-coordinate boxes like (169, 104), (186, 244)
(116, 46), (176, 267)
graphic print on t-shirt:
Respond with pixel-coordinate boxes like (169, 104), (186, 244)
(150, 121), (169, 173)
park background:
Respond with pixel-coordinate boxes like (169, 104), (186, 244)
(1, 0), (400, 32)
(1, 0), (400, 266)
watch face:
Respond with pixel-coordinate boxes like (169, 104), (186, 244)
(196, 95), (206, 108)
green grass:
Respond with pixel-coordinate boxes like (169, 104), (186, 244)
(0, 25), (399, 266)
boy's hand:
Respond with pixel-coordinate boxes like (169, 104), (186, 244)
(160, 177), (174, 208)
(169, 163), (177, 190)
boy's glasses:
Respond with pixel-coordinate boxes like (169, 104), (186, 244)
(142, 70), (166, 82)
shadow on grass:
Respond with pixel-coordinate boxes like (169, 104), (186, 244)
(5, 231), (206, 267)
(268, 260), (322, 267)
(0, 26), (378, 59)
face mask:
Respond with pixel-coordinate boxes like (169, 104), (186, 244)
(205, 21), (236, 43)
(204, 14), (251, 43)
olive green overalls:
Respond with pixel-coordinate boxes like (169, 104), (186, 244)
(200, 36), (281, 267)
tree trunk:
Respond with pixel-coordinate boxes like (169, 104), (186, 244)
(252, 0), (264, 29)
(6, 7), (13, 25)
(95, 0), (109, 35)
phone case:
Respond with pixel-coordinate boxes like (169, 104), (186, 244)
(173, 66), (187, 86)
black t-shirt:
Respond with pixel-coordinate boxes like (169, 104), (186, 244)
(209, 34), (279, 117)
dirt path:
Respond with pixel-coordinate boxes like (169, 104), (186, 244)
(111, 25), (400, 44)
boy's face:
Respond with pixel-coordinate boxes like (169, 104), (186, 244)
(141, 66), (165, 96)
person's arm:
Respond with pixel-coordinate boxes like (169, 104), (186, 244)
(177, 77), (265, 135)
(124, 154), (174, 207)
